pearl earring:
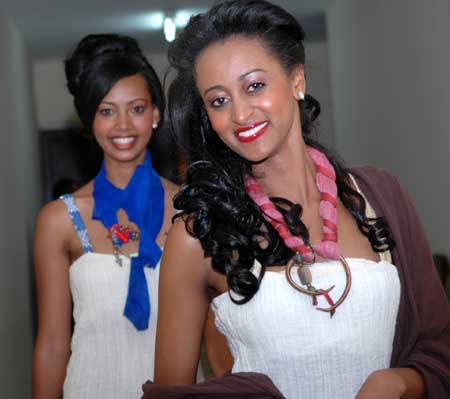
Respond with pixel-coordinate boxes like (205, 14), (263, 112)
(298, 91), (305, 100)
(152, 122), (158, 129)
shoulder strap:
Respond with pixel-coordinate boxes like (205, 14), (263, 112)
(60, 194), (93, 253)
(348, 173), (392, 263)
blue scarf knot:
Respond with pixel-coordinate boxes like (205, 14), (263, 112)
(92, 150), (164, 330)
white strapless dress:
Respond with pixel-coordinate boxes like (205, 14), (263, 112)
(63, 253), (159, 399)
(212, 257), (401, 399)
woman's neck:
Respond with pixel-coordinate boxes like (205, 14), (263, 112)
(252, 138), (320, 207)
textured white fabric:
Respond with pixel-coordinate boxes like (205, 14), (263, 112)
(63, 253), (159, 399)
(212, 258), (401, 399)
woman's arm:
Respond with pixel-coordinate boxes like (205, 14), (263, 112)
(203, 308), (233, 377)
(32, 202), (73, 399)
(356, 367), (424, 398)
(154, 219), (212, 384)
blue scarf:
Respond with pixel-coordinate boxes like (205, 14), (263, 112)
(92, 150), (164, 330)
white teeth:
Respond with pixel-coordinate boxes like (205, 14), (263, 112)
(112, 137), (135, 145)
(238, 122), (269, 138)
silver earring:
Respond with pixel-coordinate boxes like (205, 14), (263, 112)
(298, 91), (305, 100)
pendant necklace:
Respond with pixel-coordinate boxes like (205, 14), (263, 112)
(107, 223), (140, 266)
(245, 146), (352, 317)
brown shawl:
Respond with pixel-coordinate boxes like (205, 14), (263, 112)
(142, 372), (285, 398)
(353, 165), (450, 398)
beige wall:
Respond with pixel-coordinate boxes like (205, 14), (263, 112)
(327, 0), (450, 254)
(305, 40), (335, 148)
(0, 9), (40, 398)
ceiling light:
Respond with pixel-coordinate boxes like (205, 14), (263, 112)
(164, 17), (176, 42)
(125, 12), (164, 30)
(147, 12), (165, 30)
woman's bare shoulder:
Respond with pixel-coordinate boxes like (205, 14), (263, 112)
(161, 217), (213, 279)
(166, 218), (204, 256)
(36, 181), (93, 235)
(34, 198), (75, 257)
(36, 198), (70, 231)
(161, 177), (180, 198)
(160, 177), (180, 221)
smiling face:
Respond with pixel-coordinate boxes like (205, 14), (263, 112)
(92, 73), (160, 166)
(194, 36), (305, 163)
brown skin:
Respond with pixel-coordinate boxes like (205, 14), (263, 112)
(154, 36), (425, 398)
(203, 309), (234, 377)
(356, 368), (425, 399)
(32, 74), (179, 399)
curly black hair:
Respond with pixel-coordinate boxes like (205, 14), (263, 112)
(65, 33), (165, 132)
(168, 0), (395, 303)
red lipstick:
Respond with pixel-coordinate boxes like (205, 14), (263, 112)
(234, 121), (269, 143)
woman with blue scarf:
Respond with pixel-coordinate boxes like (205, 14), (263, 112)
(32, 34), (179, 399)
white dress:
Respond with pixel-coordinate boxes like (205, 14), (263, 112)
(60, 195), (159, 399)
(212, 257), (400, 399)
(211, 183), (401, 399)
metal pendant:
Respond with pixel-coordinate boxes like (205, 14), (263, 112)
(285, 253), (352, 317)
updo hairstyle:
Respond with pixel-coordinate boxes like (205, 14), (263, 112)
(65, 33), (165, 132)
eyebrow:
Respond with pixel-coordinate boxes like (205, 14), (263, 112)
(203, 68), (267, 96)
(99, 98), (149, 105)
(238, 68), (267, 80)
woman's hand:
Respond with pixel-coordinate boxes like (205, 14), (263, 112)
(356, 369), (406, 398)
(356, 368), (424, 399)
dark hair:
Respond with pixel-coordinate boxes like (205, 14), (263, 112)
(168, 0), (395, 303)
(65, 33), (165, 132)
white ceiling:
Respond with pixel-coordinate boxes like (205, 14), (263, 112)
(4, 0), (332, 59)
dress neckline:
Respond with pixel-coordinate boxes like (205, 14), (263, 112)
(69, 252), (139, 271)
(211, 257), (396, 305)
